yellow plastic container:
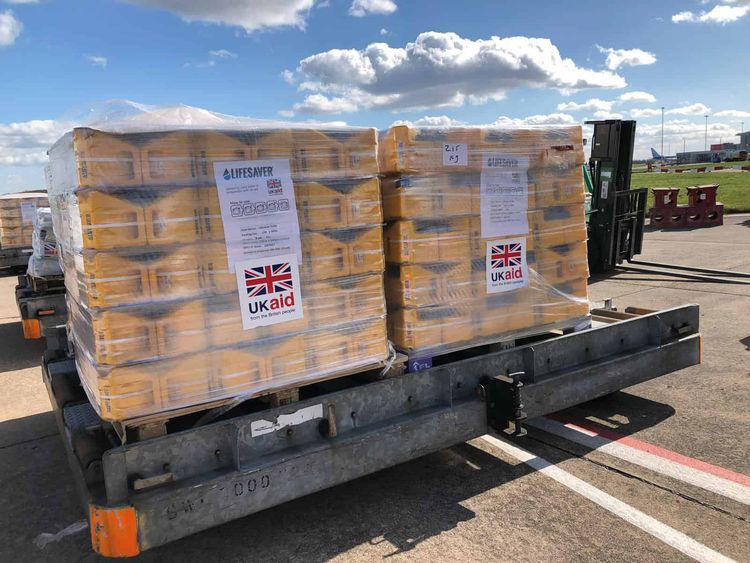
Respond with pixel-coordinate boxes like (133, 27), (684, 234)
(326, 128), (379, 177)
(81, 251), (151, 308)
(532, 167), (586, 209)
(209, 348), (267, 397)
(98, 365), (162, 421)
(146, 246), (204, 302)
(200, 242), (234, 295)
(535, 241), (589, 284)
(381, 174), (473, 220)
(293, 130), (344, 178)
(154, 300), (209, 357)
(388, 305), (474, 352)
(143, 187), (202, 246)
(158, 355), (211, 410)
(531, 205), (588, 247)
(89, 308), (159, 365)
(302, 226), (384, 280)
(306, 273), (385, 325)
(385, 218), (471, 264)
(385, 260), (472, 308)
(76, 191), (148, 250)
(297, 177), (382, 230)
(71, 129), (143, 188)
(140, 131), (200, 186)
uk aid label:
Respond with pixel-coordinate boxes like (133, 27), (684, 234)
(213, 159), (302, 272)
(234, 253), (303, 330)
(480, 154), (529, 238)
(486, 238), (528, 293)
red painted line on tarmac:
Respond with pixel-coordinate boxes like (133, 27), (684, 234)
(548, 414), (750, 487)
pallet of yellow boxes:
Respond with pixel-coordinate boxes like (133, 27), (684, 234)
(0, 192), (49, 249)
(47, 109), (388, 421)
(379, 125), (591, 354)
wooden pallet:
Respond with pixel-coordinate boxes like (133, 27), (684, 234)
(398, 315), (592, 373)
(114, 352), (407, 443)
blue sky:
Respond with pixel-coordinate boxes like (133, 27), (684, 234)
(1, 0), (749, 193)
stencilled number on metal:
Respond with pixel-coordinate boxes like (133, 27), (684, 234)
(233, 474), (271, 497)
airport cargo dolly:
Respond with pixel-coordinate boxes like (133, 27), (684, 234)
(42, 304), (700, 557)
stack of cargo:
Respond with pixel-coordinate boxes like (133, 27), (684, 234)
(379, 125), (590, 354)
(27, 207), (63, 278)
(0, 192), (49, 249)
(47, 113), (387, 421)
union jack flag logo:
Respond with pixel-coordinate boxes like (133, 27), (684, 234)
(491, 243), (523, 269)
(245, 263), (293, 297)
(267, 178), (282, 190)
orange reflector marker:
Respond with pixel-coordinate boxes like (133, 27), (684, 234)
(21, 318), (41, 339)
(698, 334), (703, 365)
(89, 504), (140, 558)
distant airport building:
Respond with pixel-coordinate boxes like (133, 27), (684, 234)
(676, 151), (716, 164)
(739, 131), (750, 150)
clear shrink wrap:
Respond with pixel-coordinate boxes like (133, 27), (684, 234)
(27, 207), (63, 278)
(0, 192), (49, 249)
(379, 124), (590, 354)
(47, 104), (387, 421)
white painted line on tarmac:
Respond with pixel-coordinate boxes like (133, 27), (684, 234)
(529, 417), (750, 506)
(480, 434), (736, 563)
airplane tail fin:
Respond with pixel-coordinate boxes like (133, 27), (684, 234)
(650, 148), (662, 159)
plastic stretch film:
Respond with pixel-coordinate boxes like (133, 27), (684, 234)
(0, 192), (49, 250)
(379, 124), (590, 354)
(27, 207), (63, 278)
(47, 104), (387, 421)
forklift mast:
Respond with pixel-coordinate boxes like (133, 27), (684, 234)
(585, 120), (647, 274)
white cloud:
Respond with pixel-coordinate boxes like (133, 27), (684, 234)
(667, 103), (711, 115)
(209, 49), (237, 59)
(0, 10), (22, 46)
(86, 55), (108, 69)
(557, 98), (614, 112)
(0, 118), (67, 166)
(492, 113), (577, 127)
(672, 2), (750, 23)
(4, 0), (39, 4)
(123, 0), (318, 32)
(672, 11), (696, 22)
(593, 110), (624, 119)
(349, 0), (397, 17)
(618, 91), (656, 103)
(596, 45), (657, 70)
(290, 94), (359, 114)
(392, 115), (466, 127)
(379, 28), (388, 35)
(393, 112), (577, 129)
(635, 118), (739, 158)
(631, 108), (662, 118)
(714, 109), (750, 118)
(285, 32), (626, 114)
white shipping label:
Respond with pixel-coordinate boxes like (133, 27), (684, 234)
(20, 202), (37, 222)
(443, 143), (468, 166)
(251, 403), (324, 437)
(486, 238), (528, 294)
(213, 159), (301, 271)
(480, 154), (529, 238)
(234, 253), (304, 330)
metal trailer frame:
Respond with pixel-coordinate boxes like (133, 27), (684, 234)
(0, 246), (33, 274)
(42, 304), (700, 558)
(15, 276), (67, 349)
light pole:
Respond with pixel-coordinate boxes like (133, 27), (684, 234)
(704, 114), (708, 151)
(683, 137), (686, 152)
(661, 106), (665, 158)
